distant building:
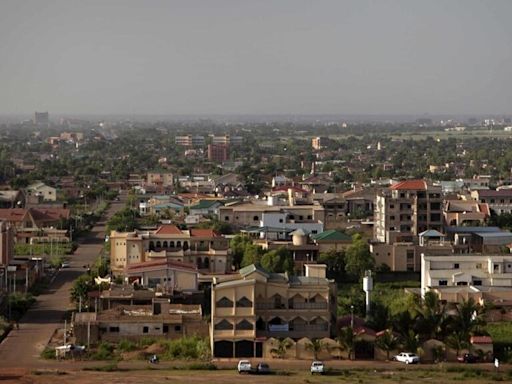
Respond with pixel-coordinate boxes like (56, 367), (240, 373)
(312, 137), (327, 150)
(34, 111), (49, 127)
(175, 135), (205, 147)
(471, 189), (512, 214)
(208, 144), (229, 163)
(212, 135), (243, 146)
(26, 182), (57, 202)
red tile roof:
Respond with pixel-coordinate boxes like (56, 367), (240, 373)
(470, 335), (492, 344)
(190, 229), (220, 238)
(155, 224), (183, 235)
(0, 208), (28, 222)
(127, 259), (197, 272)
(390, 180), (427, 191)
(30, 208), (70, 221)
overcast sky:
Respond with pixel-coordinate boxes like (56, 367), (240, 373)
(1, 0), (511, 116)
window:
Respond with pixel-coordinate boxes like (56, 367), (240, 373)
(390, 216), (395, 220)
(236, 296), (253, 308)
(406, 251), (414, 260)
(473, 280), (482, 286)
(143, 326), (149, 333)
(163, 325), (169, 333)
(236, 320), (254, 330)
(457, 281), (468, 286)
(454, 263), (459, 269)
(217, 297), (234, 307)
(224, 216), (229, 221)
(439, 280), (448, 286)
(253, 216), (259, 221)
(109, 326), (120, 333)
(390, 204), (395, 209)
(279, 219), (283, 223)
(494, 264), (500, 272)
(476, 263), (482, 269)
(214, 320), (233, 330)
(174, 325), (182, 332)
(312, 230), (318, 234)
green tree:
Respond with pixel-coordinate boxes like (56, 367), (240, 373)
(375, 329), (399, 360)
(344, 234), (374, 278)
(306, 338), (325, 360)
(400, 329), (421, 354)
(445, 331), (468, 357)
(261, 247), (293, 274)
(240, 243), (263, 267)
(318, 249), (345, 274)
(337, 326), (356, 360)
(270, 339), (292, 359)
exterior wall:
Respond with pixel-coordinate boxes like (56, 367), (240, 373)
(0, 221), (14, 266)
(422, 254), (512, 297)
(211, 268), (336, 358)
(260, 212), (323, 235)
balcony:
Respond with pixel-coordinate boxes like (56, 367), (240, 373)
(255, 301), (327, 311)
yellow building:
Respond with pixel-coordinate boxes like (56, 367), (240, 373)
(110, 225), (229, 275)
(211, 263), (336, 358)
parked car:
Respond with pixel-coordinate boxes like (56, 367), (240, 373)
(61, 262), (70, 268)
(457, 353), (478, 363)
(310, 361), (325, 374)
(394, 352), (420, 364)
(256, 362), (270, 374)
(237, 360), (252, 374)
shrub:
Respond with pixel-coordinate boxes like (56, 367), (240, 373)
(118, 339), (137, 352)
(91, 341), (114, 360)
(161, 336), (210, 360)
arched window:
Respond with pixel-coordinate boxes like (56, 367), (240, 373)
(204, 257), (210, 269)
(149, 241), (155, 251)
(170, 241), (175, 248)
(177, 241), (182, 248)
(214, 319), (233, 330)
(183, 241), (189, 251)
(163, 241), (168, 248)
(253, 216), (259, 221)
(156, 241), (161, 249)
(196, 257), (203, 269)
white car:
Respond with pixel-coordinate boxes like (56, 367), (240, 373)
(237, 360), (252, 374)
(310, 361), (325, 374)
(61, 262), (71, 268)
(394, 352), (420, 364)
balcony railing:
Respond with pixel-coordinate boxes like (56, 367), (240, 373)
(255, 301), (328, 310)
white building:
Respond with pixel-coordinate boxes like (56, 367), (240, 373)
(421, 253), (512, 298)
(260, 211), (323, 238)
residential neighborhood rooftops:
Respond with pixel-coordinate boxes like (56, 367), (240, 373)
(312, 229), (351, 242)
(389, 180), (427, 190)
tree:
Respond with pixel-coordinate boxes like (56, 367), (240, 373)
(445, 331), (468, 358)
(306, 339), (325, 360)
(414, 291), (446, 340)
(318, 249), (345, 274)
(261, 247), (294, 274)
(240, 243), (263, 267)
(344, 234), (374, 278)
(229, 235), (252, 269)
(375, 329), (399, 360)
(337, 326), (356, 360)
(270, 338), (292, 359)
(400, 329), (421, 354)
(450, 298), (486, 341)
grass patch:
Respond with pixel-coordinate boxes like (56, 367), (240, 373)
(486, 322), (512, 344)
(40, 346), (56, 360)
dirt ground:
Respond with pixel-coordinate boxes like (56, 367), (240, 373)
(1, 365), (511, 384)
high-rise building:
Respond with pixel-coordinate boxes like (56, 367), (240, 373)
(208, 144), (229, 163)
(34, 111), (49, 127)
(374, 180), (443, 244)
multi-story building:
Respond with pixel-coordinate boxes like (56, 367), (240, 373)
(211, 263), (336, 358)
(421, 253), (512, 304)
(34, 111), (49, 126)
(444, 199), (490, 227)
(175, 135), (205, 147)
(312, 137), (327, 150)
(471, 189), (512, 215)
(110, 225), (229, 275)
(374, 180), (443, 245)
(207, 144), (229, 163)
(219, 201), (325, 230)
(146, 172), (174, 188)
(211, 135), (243, 146)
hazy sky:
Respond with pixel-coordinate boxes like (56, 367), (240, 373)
(1, 0), (511, 116)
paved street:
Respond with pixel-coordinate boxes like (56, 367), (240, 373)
(0, 200), (125, 369)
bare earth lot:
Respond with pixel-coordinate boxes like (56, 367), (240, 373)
(1, 362), (511, 384)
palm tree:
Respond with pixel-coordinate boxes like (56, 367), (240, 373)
(337, 326), (356, 360)
(445, 331), (468, 358)
(401, 329), (421, 354)
(452, 298), (486, 339)
(306, 338), (325, 360)
(270, 338), (292, 359)
(415, 291), (446, 340)
(375, 329), (399, 360)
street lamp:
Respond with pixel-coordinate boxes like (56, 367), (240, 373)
(350, 305), (354, 328)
